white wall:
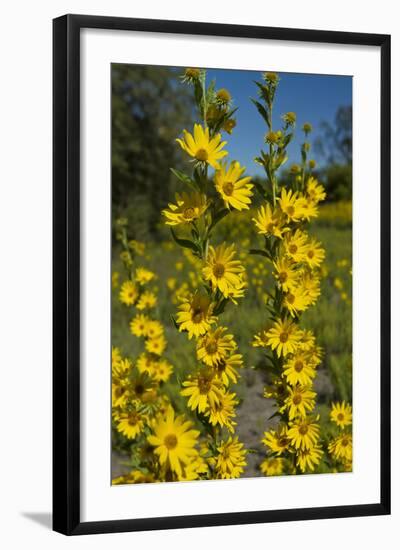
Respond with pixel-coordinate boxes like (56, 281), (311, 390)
(0, 0), (397, 548)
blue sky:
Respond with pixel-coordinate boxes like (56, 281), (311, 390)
(205, 69), (352, 176)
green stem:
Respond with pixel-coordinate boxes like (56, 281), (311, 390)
(202, 76), (207, 127)
(268, 101), (277, 206)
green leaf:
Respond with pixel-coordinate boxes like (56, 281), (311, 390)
(254, 81), (270, 103)
(214, 297), (229, 316)
(193, 168), (205, 191)
(268, 410), (282, 421)
(170, 168), (198, 191)
(251, 98), (270, 127)
(170, 315), (179, 330)
(283, 133), (294, 148)
(202, 283), (212, 295)
(170, 228), (200, 254)
(209, 208), (230, 232)
(253, 179), (267, 199)
(193, 80), (204, 111)
(249, 248), (270, 258)
(227, 106), (238, 118)
(274, 154), (288, 170)
(206, 79), (216, 103)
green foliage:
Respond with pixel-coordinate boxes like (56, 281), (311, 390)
(320, 163), (352, 202)
(112, 64), (194, 236)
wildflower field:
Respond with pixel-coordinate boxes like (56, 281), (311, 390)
(111, 68), (353, 483)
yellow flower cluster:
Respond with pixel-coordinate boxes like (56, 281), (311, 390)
(328, 401), (353, 470)
(251, 72), (333, 475)
(112, 69), (352, 484)
(112, 225), (210, 483)
(166, 69), (249, 479)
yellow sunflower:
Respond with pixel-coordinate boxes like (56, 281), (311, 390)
(252, 203), (288, 239)
(204, 390), (238, 432)
(303, 238), (325, 269)
(283, 287), (310, 317)
(136, 290), (157, 310)
(282, 229), (309, 263)
(260, 457), (285, 476)
(306, 176), (326, 203)
(202, 243), (245, 298)
(111, 357), (132, 408)
(119, 280), (139, 306)
(296, 444), (323, 473)
(328, 433), (352, 462)
(283, 352), (317, 386)
(298, 328), (317, 352)
(252, 328), (270, 348)
(135, 267), (155, 285)
(129, 371), (158, 404)
(287, 416), (320, 450)
(213, 352), (243, 385)
(129, 314), (150, 337)
(162, 192), (209, 226)
(147, 407), (200, 477)
(115, 410), (146, 440)
(145, 335), (167, 356)
(298, 197), (319, 221)
(196, 326), (236, 366)
(214, 161), (253, 210)
(180, 368), (223, 413)
(262, 425), (291, 455)
(136, 352), (157, 375)
(278, 188), (304, 222)
(177, 454), (209, 482)
(273, 256), (300, 292)
(297, 271), (321, 305)
(330, 401), (352, 429)
(224, 276), (247, 304)
(151, 358), (173, 383)
(282, 385), (316, 420)
(112, 354), (130, 379)
(176, 292), (216, 339)
(145, 320), (164, 339)
(176, 123), (228, 170)
(112, 381), (129, 409)
(215, 436), (247, 479)
(266, 318), (302, 357)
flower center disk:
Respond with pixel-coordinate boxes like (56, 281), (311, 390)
(222, 181), (234, 196)
(164, 434), (178, 450)
(213, 263), (225, 278)
(183, 207), (195, 220)
(196, 148), (208, 161)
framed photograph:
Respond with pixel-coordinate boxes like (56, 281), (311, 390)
(53, 14), (391, 535)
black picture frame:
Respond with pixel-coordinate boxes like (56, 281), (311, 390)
(53, 14), (391, 535)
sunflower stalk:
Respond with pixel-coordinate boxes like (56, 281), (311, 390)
(164, 68), (251, 477)
(251, 72), (334, 477)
